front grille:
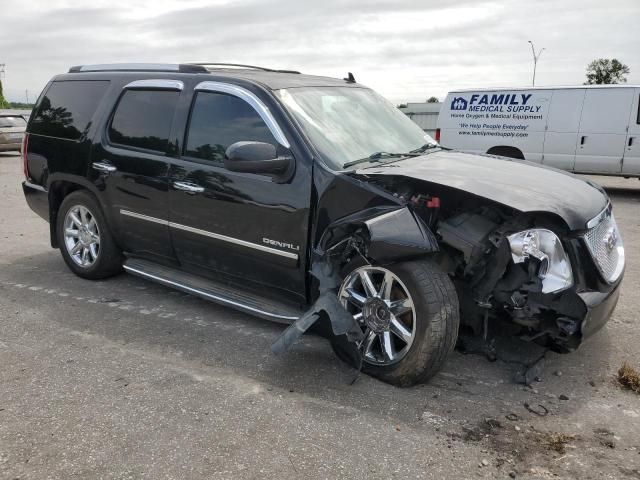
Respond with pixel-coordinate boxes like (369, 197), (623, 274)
(583, 210), (624, 283)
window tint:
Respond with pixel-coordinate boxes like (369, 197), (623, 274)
(185, 92), (276, 163)
(0, 116), (27, 128)
(109, 89), (179, 153)
(30, 80), (109, 140)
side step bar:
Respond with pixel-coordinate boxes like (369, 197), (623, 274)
(123, 258), (302, 324)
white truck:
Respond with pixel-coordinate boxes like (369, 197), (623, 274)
(437, 85), (640, 177)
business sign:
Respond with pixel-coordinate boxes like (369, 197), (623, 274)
(445, 91), (550, 140)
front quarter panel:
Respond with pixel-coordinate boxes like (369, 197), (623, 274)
(311, 165), (438, 261)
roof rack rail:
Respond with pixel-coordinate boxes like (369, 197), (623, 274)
(68, 63), (209, 74)
(190, 63), (300, 74)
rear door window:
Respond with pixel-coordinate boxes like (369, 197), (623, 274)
(0, 116), (27, 128)
(108, 89), (179, 153)
(184, 91), (276, 164)
(30, 80), (109, 140)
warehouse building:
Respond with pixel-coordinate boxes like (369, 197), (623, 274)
(398, 102), (441, 137)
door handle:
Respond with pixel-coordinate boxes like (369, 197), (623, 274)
(173, 181), (205, 194)
(580, 136), (587, 146)
(92, 161), (117, 174)
(629, 137), (635, 147)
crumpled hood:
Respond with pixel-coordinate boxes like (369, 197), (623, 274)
(359, 150), (607, 231)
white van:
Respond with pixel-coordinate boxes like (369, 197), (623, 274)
(438, 85), (640, 177)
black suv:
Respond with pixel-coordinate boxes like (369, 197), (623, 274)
(22, 63), (624, 386)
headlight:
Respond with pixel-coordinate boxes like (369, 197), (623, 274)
(507, 229), (573, 294)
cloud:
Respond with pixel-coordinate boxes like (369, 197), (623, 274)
(0, 0), (638, 103)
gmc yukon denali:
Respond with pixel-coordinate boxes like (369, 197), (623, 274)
(21, 63), (624, 386)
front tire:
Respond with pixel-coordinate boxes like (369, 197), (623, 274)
(57, 190), (122, 279)
(333, 259), (460, 387)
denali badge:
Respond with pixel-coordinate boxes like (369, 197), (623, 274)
(263, 238), (300, 251)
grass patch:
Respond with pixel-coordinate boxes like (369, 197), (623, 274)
(617, 362), (640, 393)
(546, 433), (575, 454)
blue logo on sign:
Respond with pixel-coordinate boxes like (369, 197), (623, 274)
(450, 97), (468, 111)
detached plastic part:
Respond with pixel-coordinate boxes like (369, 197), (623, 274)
(364, 207), (439, 261)
(271, 262), (364, 355)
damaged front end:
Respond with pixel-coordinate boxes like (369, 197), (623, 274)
(272, 164), (624, 364)
(437, 203), (624, 353)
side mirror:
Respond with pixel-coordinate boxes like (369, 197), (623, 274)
(224, 141), (293, 176)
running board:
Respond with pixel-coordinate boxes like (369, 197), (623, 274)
(123, 258), (302, 324)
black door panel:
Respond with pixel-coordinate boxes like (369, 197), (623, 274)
(168, 88), (312, 299)
(94, 144), (172, 258)
(168, 159), (309, 296)
(92, 86), (180, 261)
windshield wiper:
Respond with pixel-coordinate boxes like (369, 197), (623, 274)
(343, 151), (419, 169)
(409, 143), (440, 154)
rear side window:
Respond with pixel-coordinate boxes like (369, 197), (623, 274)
(0, 116), (26, 128)
(637, 94), (640, 124)
(30, 80), (109, 140)
(108, 89), (179, 153)
(185, 91), (276, 164)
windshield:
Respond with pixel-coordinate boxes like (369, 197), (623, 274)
(275, 87), (436, 170)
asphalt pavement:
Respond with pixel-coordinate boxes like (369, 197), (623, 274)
(1, 151), (639, 479)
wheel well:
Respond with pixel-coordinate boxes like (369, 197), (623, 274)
(486, 146), (525, 160)
(48, 181), (86, 248)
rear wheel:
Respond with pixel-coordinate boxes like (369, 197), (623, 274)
(333, 259), (459, 386)
(487, 146), (524, 159)
(57, 190), (122, 279)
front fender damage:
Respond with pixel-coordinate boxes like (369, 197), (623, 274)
(271, 206), (438, 356)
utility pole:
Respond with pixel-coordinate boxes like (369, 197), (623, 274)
(25, 89), (29, 104)
(527, 41), (544, 86)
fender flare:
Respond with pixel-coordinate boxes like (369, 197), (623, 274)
(46, 173), (111, 248)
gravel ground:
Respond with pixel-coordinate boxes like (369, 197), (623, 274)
(1, 151), (639, 479)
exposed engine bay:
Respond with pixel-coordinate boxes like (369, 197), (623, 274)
(362, 176), (587, 353)
(272, 168), (621, 375)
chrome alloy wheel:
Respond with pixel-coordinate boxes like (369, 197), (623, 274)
(338, 266), (416, 365)
(63, 205), (101, 267)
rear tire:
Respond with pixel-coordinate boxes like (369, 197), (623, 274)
(331, 259), (460, 387)
(57, 190), (122, 279)
(487, 146), (524, 160)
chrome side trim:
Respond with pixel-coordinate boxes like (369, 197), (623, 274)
(120, 209), (169, 226)
(119, 209), (298, 260)
(124, 79), (184, 91)
(170, 221), (298, 260)
(80, 63), (181, 72)
(586, 202), (612, 229)
(123, 265), (299, 321)
(194, 81), (290, 148)
(24, 180), (47, 192)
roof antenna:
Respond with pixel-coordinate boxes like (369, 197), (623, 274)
(344, 72), (356, 83)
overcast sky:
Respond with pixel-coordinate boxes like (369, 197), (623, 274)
(1, 0), (638, 104)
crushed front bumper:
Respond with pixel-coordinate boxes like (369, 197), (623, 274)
(579, 279), (622, 339)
